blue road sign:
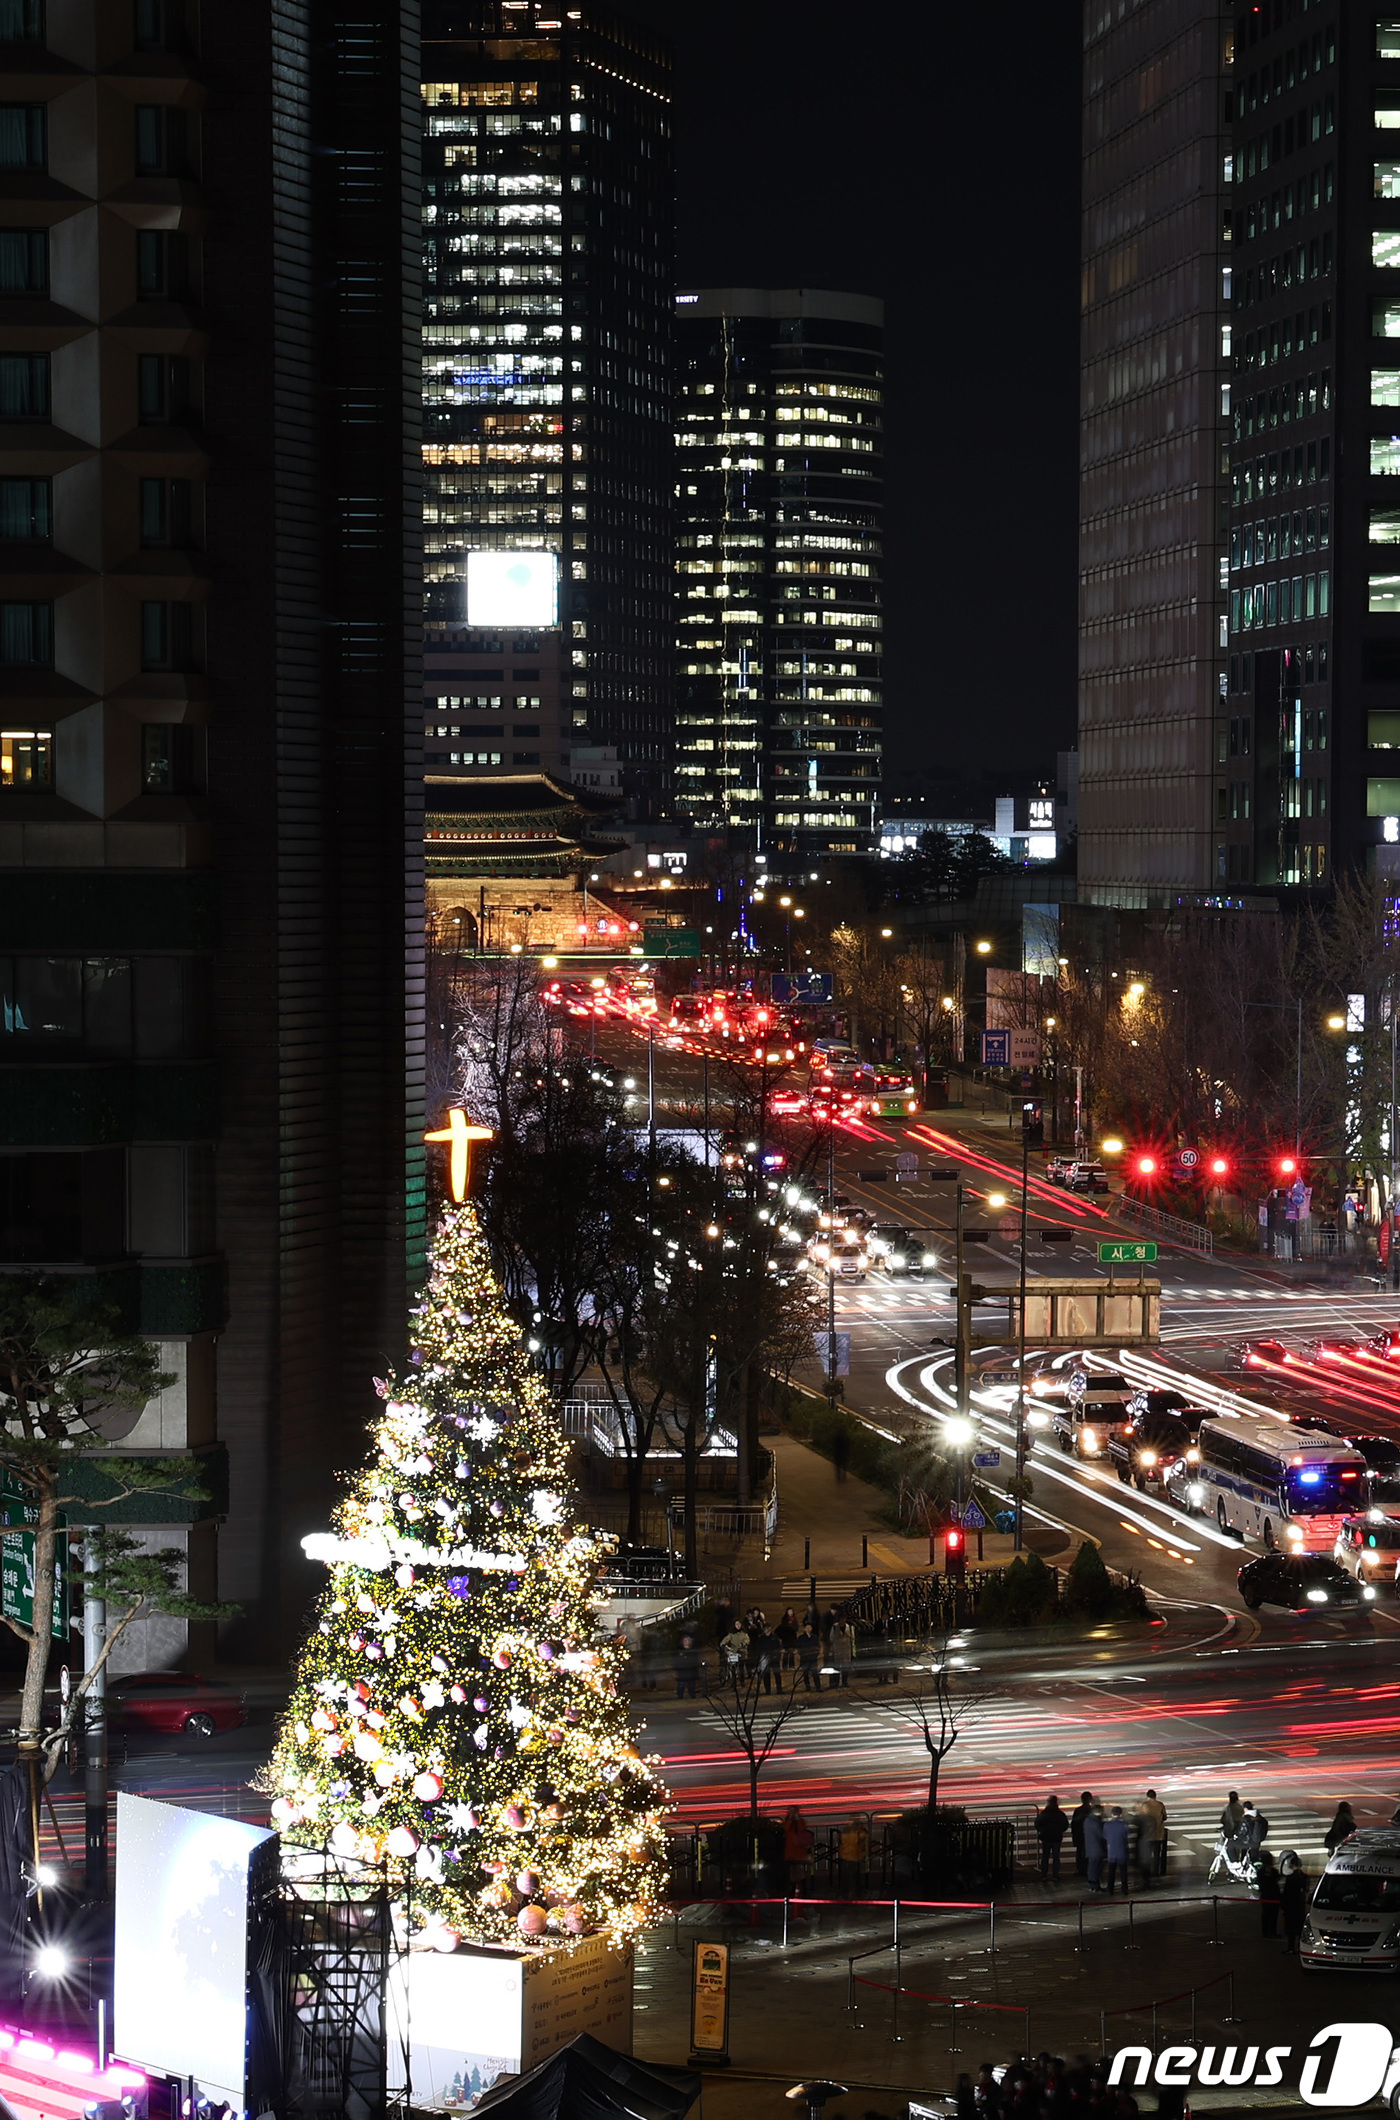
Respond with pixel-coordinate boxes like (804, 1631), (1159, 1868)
(981, 1029), (1011, 1066)
(973, 1450), (1002, 1468)
(960, 1498), (989, 1530)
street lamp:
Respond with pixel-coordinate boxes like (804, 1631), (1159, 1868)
(975, 939), (993, 956)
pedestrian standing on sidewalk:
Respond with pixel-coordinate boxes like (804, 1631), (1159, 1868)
(1071, 1790), (1095, 1877)
(1220, 1788), (1245, 1839)
(1035, 1796), (1070, 1882)
(828, 1617), (856, 1688)
(674, 1632), (701, 1700)
(1257, 1850), (1281, 1937)
(1084, 1804), (1107, 1892)
(719, 1621), (750, 1677)
(797, 1622), (821, 1691)
(776, 1606), (799, 1672)
(1281, 1854), (1311, 1954)
(1135, 1788), (1167, 1885)
(1103, 1807), (1132, 1895)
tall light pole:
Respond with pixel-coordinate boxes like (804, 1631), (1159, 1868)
(826, 1120), (837, 1412)
(1014, 1121), (1030, 1554)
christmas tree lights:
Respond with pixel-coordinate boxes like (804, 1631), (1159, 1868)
(266, 1202), (669, 1950)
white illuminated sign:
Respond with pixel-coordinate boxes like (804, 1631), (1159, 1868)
(114, 1794), (276, 2106)
(465, 550), (558, 628)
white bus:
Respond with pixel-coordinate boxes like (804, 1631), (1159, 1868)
(1186, 1414), (1368, 1551)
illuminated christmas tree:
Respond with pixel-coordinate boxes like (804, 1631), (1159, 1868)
(267, 1181), (668, 1950)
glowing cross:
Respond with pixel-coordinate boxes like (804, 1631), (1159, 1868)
(424, 1110), (494, 1202)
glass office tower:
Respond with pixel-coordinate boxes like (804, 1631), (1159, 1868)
(422, 0), (672, 809)
(673, 288), (883, 859)
(1077, 1), (1232, 906)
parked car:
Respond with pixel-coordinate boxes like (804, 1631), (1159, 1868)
(1108, 1412), (1198, 1490)
(107, 1672), (247, 1739)
(1237, 1552), (1374, 1613)
(1334, 1513), (1400, 1592)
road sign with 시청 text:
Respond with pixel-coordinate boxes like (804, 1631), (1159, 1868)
(1098, 1240), (1158, 1264)
(973, 1450), (1002, 1468)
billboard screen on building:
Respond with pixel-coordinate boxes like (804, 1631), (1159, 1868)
(466, 549), (559, 628)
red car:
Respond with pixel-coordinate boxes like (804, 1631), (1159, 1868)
(107, 1671), (246, 1739)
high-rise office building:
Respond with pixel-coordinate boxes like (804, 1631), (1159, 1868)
(0, 1), (424, 1658)
(1077, 1), (1231, 906)
(673, 289), (883, 860)
(421, 0), (672, 808)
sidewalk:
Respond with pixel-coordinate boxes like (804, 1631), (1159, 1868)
(634, 1877), (1373, 2118)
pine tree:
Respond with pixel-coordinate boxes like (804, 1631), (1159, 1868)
(267, 1203), (668, 1949)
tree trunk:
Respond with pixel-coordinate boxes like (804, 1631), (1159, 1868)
(927, 1751), (940, 1811)
(18, 1480), (59, 1758)
(749, 1760), (760, 1818)
(624, 1446), (643, 1545)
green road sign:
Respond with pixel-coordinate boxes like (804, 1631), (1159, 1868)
(0, 1522), (66, 1639)
(1098, 1240), (1158, 1264)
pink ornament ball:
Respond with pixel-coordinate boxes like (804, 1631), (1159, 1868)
(492, 1648), (512, 1670)
(412, 1772), (444, 1802)
(515, 1869), (540, 1896)
(537, 1641), (555, 1661)
(517, 1904), (548, 1936)
(563, 1903), (588, 1935)
(385, 1825), (418, 1856)
(504, 1802), (527, 1830)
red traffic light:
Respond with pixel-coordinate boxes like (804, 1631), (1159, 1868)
(1208, 1155), (1229, 1177)
(1135, 1154), (1157, 1176)
(946, 1526), (963, 1550)
(1277, 1155), (1298, 1177)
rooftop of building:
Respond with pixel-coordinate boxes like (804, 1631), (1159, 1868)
(675, 286), (884, 328)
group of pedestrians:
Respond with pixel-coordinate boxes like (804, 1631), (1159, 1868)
(955, 2050), (1150, 2120)
(1033, 1791), (1168, 1891)
(712, 1598), (857, 1691)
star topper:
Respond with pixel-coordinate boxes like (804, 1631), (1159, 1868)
(424, 1109), (494, 1202)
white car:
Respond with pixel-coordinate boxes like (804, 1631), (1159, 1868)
(1300, 1829), (1400, 1972)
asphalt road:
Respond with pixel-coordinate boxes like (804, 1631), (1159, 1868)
(60, 1013), (1398, 1850)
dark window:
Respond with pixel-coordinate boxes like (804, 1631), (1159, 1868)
(140, 600), (193, 672)
(0, 477), (48, 539)
(0, 601), (50, 664)
(0, 106), (44, 169)
(512, 750), (540, 765)
(135, 105), (188, 177)
(0, 353), (46, 419)
(141, 721), (197, 793)
(134, 0), (185, 51)
(139, 477), (190, 547)
(0, 230), (46, 293)
(0, 2), (44, 43)
(136, 229), (187, 300)
(137, 353), (190, 424)
(0, 1152), (81, 1261)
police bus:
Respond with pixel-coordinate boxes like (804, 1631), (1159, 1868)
(1185, 1413), (1368, 1550)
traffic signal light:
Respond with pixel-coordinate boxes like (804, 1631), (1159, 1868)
(1135, 1153), (1158, 1178)
(944, 1524), (966, 1579)
(1277, 1154), (1299, 1179)
(1208, 1154), (1230, 1179)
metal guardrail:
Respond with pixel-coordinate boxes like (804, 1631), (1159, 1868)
(1115, 1192), (1213, 1256)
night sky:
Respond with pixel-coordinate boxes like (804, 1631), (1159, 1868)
(625, 0), (1083, 802)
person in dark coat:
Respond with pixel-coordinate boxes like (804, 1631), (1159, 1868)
(797, 1623), (821, 1690)
(1257, 1850), (1281, 1937)
(1323, 1801), (1355, 1854)
(1035, 1796), (1070, 1882)
(1281, 1856), (1310, 1953)
(675, 1633), (701, 1700)
(1070, 1791), (1095, 1877)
